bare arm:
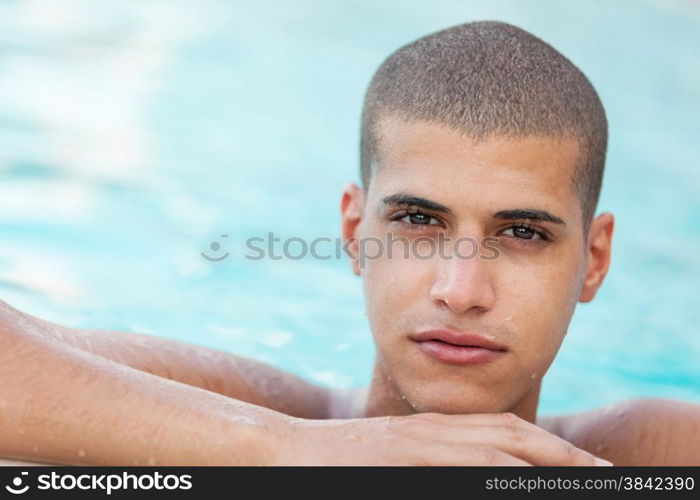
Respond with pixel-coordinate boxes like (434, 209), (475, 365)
(43, 326), (331, 419)
(0, 300), (318, 465)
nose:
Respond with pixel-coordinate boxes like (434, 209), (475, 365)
(429, 250), (496, 315)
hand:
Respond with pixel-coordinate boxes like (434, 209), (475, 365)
(272, 412), (613, 466)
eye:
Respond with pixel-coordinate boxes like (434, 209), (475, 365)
(501, 224), (549, 242)
(401, 212), (440, 226)
(388, 209), (444, 231)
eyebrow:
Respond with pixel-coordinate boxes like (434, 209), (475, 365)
(382, 193), (566, 225)
(381, 194), (452, 214)
(492, 209), (566, 226)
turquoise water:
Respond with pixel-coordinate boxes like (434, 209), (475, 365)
(0, 0), (698, 415)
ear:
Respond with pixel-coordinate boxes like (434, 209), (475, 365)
(340, 182), (364, 276)
(578, 212), (615, 303)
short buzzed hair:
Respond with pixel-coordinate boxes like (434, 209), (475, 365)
(360, 21), (607, 232)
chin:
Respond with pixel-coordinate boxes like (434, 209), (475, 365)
(403, 380), (512, 415)
(411, 398), (501, 415)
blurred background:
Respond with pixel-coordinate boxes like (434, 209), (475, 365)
(0, 0), (698, 415)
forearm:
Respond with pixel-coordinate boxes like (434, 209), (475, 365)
(62, 327), (330, 419)
(5, 302), (329, 420)
(0, 311), (284, 465)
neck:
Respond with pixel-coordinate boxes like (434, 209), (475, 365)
(360, 359), (541, 424)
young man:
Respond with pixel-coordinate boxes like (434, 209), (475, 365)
(1, 21), (698, 466)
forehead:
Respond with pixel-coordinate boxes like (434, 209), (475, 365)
(371, 116), (582, 221)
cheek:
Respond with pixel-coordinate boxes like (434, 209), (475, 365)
(501, 256), (581, 358)
(361, 250), (435, 340)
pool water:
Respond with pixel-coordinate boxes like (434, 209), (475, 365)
(1, 0), (698, 415)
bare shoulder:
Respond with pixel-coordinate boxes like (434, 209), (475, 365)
(541, 398), (700, 465)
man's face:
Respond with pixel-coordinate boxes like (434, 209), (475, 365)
(355, 117), (591, 414)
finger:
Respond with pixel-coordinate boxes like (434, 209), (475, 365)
(417, 445), (533, 466)
(436, 424), (602, 466)
(419, 412), (607, 466)
(461, 445), (533, 466)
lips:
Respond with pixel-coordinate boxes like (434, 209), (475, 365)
(411, 328), (507, 366)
